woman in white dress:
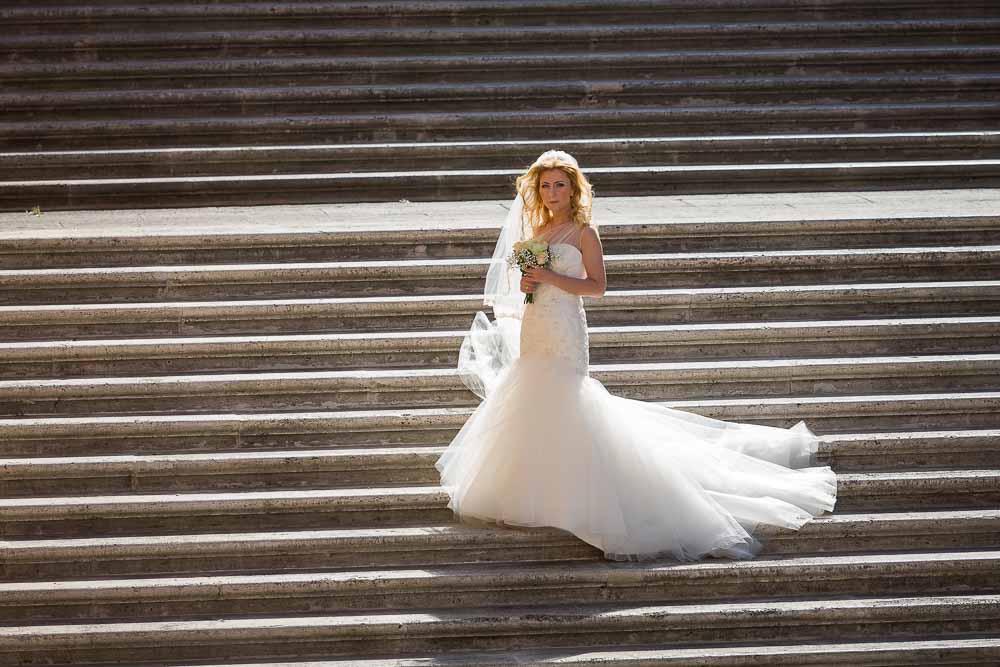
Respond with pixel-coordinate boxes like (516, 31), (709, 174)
(435, 150), (837, 562)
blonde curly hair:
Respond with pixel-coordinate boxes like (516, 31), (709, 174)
(515, 150), (593, 235)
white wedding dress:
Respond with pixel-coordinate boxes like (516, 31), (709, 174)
(434, 224), (837, 562)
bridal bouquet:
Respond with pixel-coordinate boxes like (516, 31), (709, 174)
(507, 239), (551, 304)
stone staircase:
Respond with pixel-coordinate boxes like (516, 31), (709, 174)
(1, 190), (999, 665)
(2, 0), (1000, 210)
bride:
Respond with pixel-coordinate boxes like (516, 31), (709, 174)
(435, 150), (837, 562)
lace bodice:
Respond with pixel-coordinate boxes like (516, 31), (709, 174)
(519, 239), (590, 376)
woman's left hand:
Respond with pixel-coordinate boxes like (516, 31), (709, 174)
(524, 266), (552, 284)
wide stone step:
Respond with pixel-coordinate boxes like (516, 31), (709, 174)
(0, 523), (594, 580)
(2, 392), (998, 457)
(5, 17), (997, 61)
(2, 595), (997, 664)
(8, 74), (999, 123)
(4, 190), (997, 268)
(3, 509), (996, 581)
(819, 429), (1000, 471)
(13, 427), (999, 495)
(141, 638), (1000, 667)
(165, 639), (1000, 667)
(0, 446), (449, 496)
(6, 131), (997, 183)
(4, 316), (997, 379)
(3, 246), (998, 305)
(5, 0), (988, 34)
(1, 354), (997, 417)
(4, 46), (998, 93)
(2, 430), (995, 497)
(2, 190), (993, 252)
(4, 101), (997, 151)
(2, 471), (997, 538)
(4, 550), (999, 623)
(9, 159), (1000, 211)
(2, 281), (998, 341)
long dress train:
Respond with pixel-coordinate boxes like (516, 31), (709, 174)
(434, 224), (837, 562)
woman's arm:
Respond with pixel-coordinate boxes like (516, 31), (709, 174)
(523, 226), (607, 297)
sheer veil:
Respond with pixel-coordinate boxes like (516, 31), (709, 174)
(457, 193), (531, 399)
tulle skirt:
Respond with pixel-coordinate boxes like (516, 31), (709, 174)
(435, 354), (838, 562)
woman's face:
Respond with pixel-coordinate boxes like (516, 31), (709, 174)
(539, 168), (573, 218)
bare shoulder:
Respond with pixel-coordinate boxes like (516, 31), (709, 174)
(579, 224), (605, 266)
(580, 224), (601, 243)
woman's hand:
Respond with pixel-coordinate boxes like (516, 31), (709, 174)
(522, 266), (552, 294)
(524, 265), (552, 285)
(521, 265), (555, 295)
(520, 273), (539, 294)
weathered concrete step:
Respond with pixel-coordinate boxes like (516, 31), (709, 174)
(2, 392), (998, 457)
(5, 190), (994, 236)
(0, 486), (455, 538)
(833, 470), (1000, 511)
(8, 74), (999, 122)
(4, 551), (999, 623)
(2, 595), (997, 664)
(4, 101), (997, 151)
(4, 246), (1000, 305)
(5, 47), (999, 93)
(4, 18), (997, 61)
(10, 158), (1000, 211)
(2, 280), (998, 341)
(819, 429), (1000, 472)
(1, 354), (997, 417)
(5, 316), (998, 379)
(165, 638), (1000, 667)
(0, 523), (594, 580)
(775, 508), (1000, 554)
(2, 471), (997, 538)
(3, 509), (995, 581)
(0, 446), (448, 496)
(4, 194), (998, 268)
(3, 430), (995, 497)
(6, 131), (998, 183)
(158, 637), (1000, 667)
(6, 0), (988, 33)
